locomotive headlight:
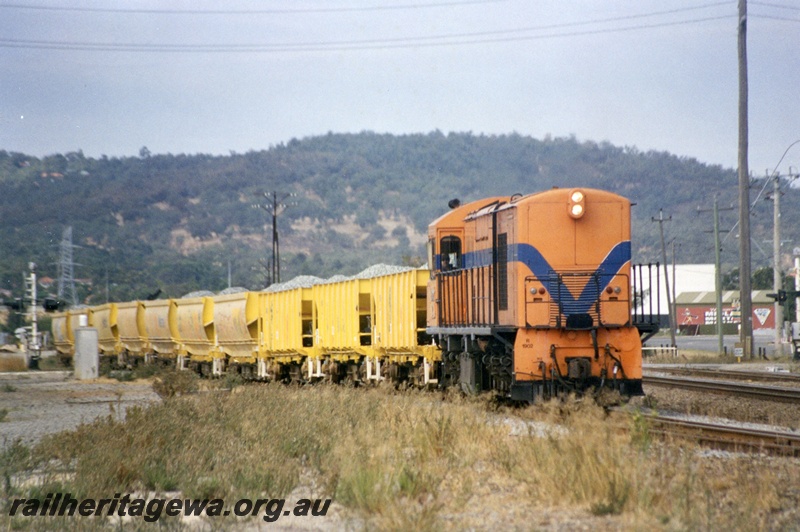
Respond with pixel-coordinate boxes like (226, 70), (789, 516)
(568, 189), (586, 219)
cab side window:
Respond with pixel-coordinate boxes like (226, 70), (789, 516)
(440, 236), (462, 271)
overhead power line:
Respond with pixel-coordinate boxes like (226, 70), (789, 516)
(0, 14), (737, 53)
(751, 1), (800, 11)
(1, 0), (504, 15)
(751, 14), (800, 23)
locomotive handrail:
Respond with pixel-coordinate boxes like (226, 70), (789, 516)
(631, 262), (661, 342)
(435, 265), (497, 328)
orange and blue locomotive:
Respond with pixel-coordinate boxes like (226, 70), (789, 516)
(426, 187), (645, 401)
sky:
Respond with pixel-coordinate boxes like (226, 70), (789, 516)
(1, 0), (798, 173)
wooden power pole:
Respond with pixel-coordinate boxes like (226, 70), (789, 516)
(652, 209), (677, 348)
(738, 0), (754, 357)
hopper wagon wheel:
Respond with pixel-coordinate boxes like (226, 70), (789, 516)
(323, 360), (340, 384)
(288, 362), (305, 385)
(358, 360), (368, 385)
(408, 361), (424, 388)
(343, 362), (360, 387)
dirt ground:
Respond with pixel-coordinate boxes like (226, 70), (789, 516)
(0, 370), (160, 449)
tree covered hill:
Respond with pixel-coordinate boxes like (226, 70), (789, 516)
(0, 131), (791, 304)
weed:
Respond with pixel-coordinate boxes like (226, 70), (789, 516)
(335, 465), (388, 512)
(152, 370), (198, 399)
(0, 409), (8, 423)
(108, 370), (134, 382)
(1, 439), (30, 498)
(221, 372), (244, 391)
(142, 461), (179, 491)
(629, 411), (652, 452)
(98, 358), (114, 377)
(132, 362), (161, 380)
(590, 478), (630, 515)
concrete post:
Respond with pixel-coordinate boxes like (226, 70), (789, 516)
(74, 327), (99, 380)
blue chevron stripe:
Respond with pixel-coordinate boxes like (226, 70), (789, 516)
(517, 241), (631, 313)
(451, 241), (631, 314)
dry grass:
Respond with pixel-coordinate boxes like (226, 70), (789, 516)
(1, 384), (799, 530)
(0, 354), (27, 372)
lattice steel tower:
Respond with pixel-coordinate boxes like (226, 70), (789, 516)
(57, 226), (78, 306)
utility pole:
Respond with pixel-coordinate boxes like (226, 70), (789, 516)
(253, 191), (295, 287)
(738, 0), (754, 358)
(699, 199), (735, 355)
(652, 209), (676, 348)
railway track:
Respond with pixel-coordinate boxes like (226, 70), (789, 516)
(644, 414), (800, 456)
(644, 366), (800, 384)
(642, 375), (800, 403)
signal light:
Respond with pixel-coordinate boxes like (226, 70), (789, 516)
(568, 189), (586, 219)
(43, 298), (64, 312)
(1, 298), (24, 311)
(767, 290), (788, 304)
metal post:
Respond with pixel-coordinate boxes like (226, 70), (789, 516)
(25, 263), (41, 368)
(671, 239), (678, 336)
(795, 256), (800, 324)
(714, 199), (724, 355)
(773, 173), (784, 355)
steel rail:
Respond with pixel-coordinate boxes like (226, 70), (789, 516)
(645, 414), (800, 456)
(644, 366), (800, 384)
(642, 375), (800, 403)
